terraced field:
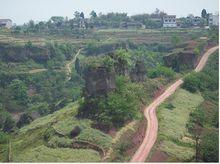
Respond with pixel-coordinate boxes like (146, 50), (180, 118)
(0, 102), (113, 162)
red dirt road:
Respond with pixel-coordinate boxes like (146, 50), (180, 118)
(130, 46), (219, 162)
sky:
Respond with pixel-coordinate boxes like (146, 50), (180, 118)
(0, 0), (219, 25)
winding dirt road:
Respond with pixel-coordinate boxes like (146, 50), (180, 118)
(66, 48), (83, 81)
(131, 46), (219, 162)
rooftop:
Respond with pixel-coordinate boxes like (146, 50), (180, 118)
(0, 19), (12, 22)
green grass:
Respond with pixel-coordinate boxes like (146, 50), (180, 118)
(160, 141), (194, 161)
(52, 117), (92, 136)
(19, 102), (78, 133)
(13, 145), (101, 162)
(157, 89), (204, 161)
(0, 101), (113, 162)
(47, 136), (73, 148)
(75, 128), (113, 151)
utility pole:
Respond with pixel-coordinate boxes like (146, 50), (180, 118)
(8, 139), (12, 162)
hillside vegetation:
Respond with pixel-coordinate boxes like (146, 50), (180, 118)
(0, 102), (112, 162)
(150, 50), (219, 162)
(0, 19), (218, 162)
(156, 89), (203, 161)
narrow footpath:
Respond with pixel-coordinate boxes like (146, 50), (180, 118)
(66, 48), (82, 81)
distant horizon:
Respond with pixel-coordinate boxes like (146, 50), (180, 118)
(0, 0), (219, 25)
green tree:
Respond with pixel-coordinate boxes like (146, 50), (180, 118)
(90, 10), (97, 18)
(200, 131), (219, 162)
(148, 65), (175, 79)
(182, 72), (200, 93)
(113, 49), (131, 75)
(8, 79), (28, 105)
(80, 12), (85, 19)
(3, 115), (15, 133)
(97, 76), (141, 127)
(0, 131), (9, 144)
(201, 9), (207, 18)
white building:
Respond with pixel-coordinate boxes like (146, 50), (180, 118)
(163, 15), (177, 28)
(209, 14), (219, 26)
(0, 19), (12, 28)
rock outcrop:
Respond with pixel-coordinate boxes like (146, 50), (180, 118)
(163, 41), (207, 72)
(163, 51), (199, 72)
(84, 66), (116, 97)
(130, 60), (146, 82)
(0, 43), (50, 63)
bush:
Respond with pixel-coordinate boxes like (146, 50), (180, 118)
(17, 113), (33, 128)
(182, 72), (200, 93)
(200, 131), (219, 162)
(48, 136), (73, 148)
(148, 65), (175, 79)
(96, 76), (141, 127)
(70, 126), (81, 138)
(0, 131), (9, 144)
(164, 103), (175, 110)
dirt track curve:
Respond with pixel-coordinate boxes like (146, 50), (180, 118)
(130, 46), (219, 162)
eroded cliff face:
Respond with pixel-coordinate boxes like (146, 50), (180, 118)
(84, 66), (116, 97)
(0, 43), (50, 63)
(163, 51), (199, 72)
(163, 41), (207, 72)
(130, 60), (146, 82)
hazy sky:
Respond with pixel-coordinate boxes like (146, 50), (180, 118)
(0, 0), (219, 25)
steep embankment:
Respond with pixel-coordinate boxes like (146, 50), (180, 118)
(131, 46), (219, 162)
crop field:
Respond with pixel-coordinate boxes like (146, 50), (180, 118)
(94, 28), (208, 44)
(156, 89), (204, 161)
(0, 28), (208, 47)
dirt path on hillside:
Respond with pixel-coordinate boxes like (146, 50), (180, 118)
(130, 46), (219, 162)
(66, 48), (83, 81)
(27, 49), (82, 76)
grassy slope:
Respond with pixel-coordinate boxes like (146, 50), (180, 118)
(13, 145), (100, 162)
(156, 89), (203, 161)
(0, 102), (113, 162)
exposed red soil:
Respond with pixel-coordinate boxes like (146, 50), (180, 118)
(149, 150), (169, 162)
(153, 86), (165, 100)
(126, 119), (147, 157)
(108, 127), (117, 137)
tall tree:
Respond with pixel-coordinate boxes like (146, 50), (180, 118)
(80, 12), (85, 19)
(201, 9), (207, 18)
(90, 10), (97, 18)
(8, 79), (28, 105)
(74, 11), (80, 19)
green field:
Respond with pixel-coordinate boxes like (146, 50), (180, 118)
(156, 89), (204, 161)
